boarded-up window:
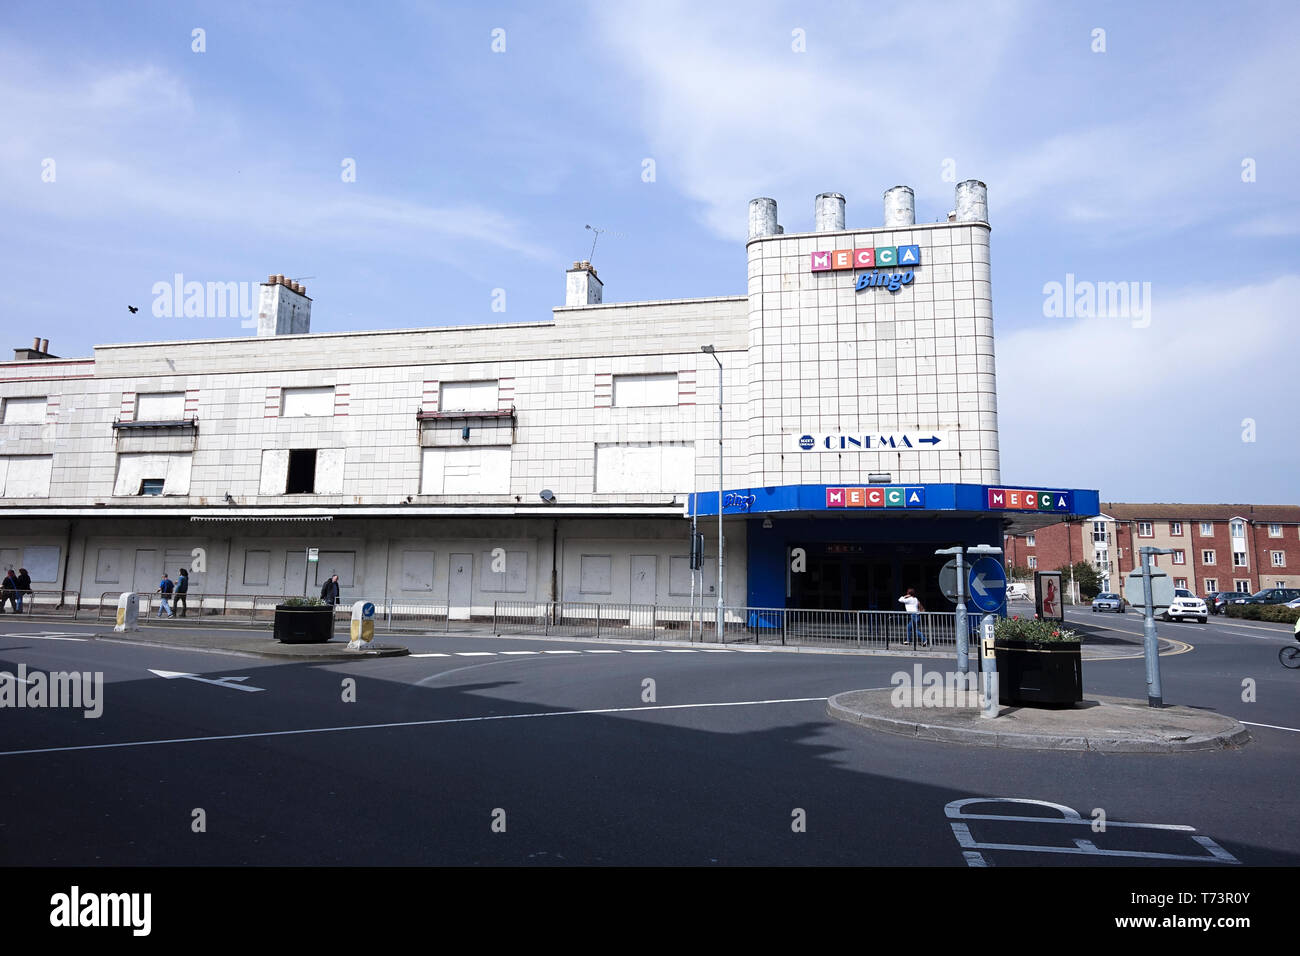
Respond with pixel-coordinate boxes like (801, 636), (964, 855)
(243, 550), (271, 586)
(613, 373), (677, 407)
(280, 386), (334, 417)
(136, 392), (185, 420)
(113, 453), (192, 496)
(0, 456), (54, 497)
(421, 446), (511, 494)
(259, 450), (289, 495)
(95, 548), (122, 584)
(2, 396), (46, 424)
(594, 442), (694, 493)
(479, 550), (527, 593)
(400, 551), (435, 591)
(439, 380), (498, 412)
(579, 554), (612, 595)
(669, 556), (693, 596)
(316, 551), (355, 587)
(23, 546), (60, 583)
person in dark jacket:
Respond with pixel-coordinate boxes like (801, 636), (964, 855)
(320, 573), (341, 605)
(0, 568), (17, 613)
(174, 568), (189, 617)
(16, 568), (32, 612)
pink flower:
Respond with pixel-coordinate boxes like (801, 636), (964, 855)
(1052, 630), (1060, 637)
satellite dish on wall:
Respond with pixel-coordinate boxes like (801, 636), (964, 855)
(539, 489), (555, 502)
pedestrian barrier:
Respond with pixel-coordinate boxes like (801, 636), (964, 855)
(0, 589), (83, 619)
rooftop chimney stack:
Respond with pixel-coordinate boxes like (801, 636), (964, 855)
(954, 180), (988, 223)
(565, 260), (603, 307)
(748, 198), (779, 240)
(814, 192), (846, 232)
(882, 185), (915, 227)
(13, 336), (57, 361)
(256, 273), (312, 336)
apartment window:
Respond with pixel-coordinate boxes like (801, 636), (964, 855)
(1094, 549), (1107, 567)
(136, 391), (185, 421)
(1272, 551), (1286, 567)
(280, 386), (335, 417)
(1233, 551), (1247, 567)
(1202, 550), (1216, 565)
(1027, 556), (1037, 569)
(285, 449), (317, 494)
(1170, 521), (1183, 536)
(1174, 578), (1188, 589)
(139, 478), (165, 496)
(1230, 520), (1245, 537)
(1172, 550), (1185, 564)
(612, 373), (678, 408)
(1026, 533), (1036, 547)
(1234, 580), (1252, 593)
(1203, 578), (1217, 594)
(1199, 521), (1213, 536)
(1138, 521), (1153, 537)
(440, 380), (499, 412)
(1, 396), (46, 424)
(1092, 520), (1108, 543)
(1269, 523), (1283, 538)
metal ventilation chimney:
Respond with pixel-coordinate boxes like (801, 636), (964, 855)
(814, 192), (846, 231)
(883, 185), (915, 226)
(954, 180), (988, 222)
(748, 198), (780, 240)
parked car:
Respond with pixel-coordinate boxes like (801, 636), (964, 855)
(1006, 582), (1031, 601)
(1162, 590), (1208, 623)
(1232, 587), (1300, 606)
(1208, 591), (1242, 615)
(1286, 596), (1300, 610)
(1091, 592), (1124, 613)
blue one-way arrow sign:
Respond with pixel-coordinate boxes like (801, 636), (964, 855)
(967, 557), (1007, 613)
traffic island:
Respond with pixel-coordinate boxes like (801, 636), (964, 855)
(827, 689), (1249, 753)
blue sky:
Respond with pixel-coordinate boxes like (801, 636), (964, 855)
(2, 1), (1297, 502)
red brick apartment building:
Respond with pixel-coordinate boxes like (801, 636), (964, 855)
(1004, 503), (1300, 596)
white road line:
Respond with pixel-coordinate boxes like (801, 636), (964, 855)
(0, 633), (88, 641)
(697, 649), (733, 653)
(543, 650), (580, 655)
(662, 649), (697, 653)
(623, 649), (659, 653)
(453, 652), (496, 657)
(499, 651), (539, 655)
(0, 696), (831, 757)
(409, 653), (450, 658)
(1241, 720), (1300, 734)
(584, 650), (621, 654)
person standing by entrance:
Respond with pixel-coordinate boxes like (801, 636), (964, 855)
(320, 573), (340, 605)
(898, 587), (929, 647)
(157, 572), (175, 618)
(174, 568), (189, 617)
(0, 568), (18, 613)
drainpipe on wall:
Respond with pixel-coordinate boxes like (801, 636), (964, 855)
(549, 519), (558, 603)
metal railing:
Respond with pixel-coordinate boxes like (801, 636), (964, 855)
(0, 589), (83, 619)
(93, 592), (353, 628)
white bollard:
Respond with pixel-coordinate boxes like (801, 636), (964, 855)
(347, 600), (375, 650)
(980, 613), (999, 718)
(114, 592), (139, 632)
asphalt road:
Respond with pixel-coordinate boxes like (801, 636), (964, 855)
(1, 611), (1297, 866)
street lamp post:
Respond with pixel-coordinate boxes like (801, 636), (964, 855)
(702, 345), (724, 642)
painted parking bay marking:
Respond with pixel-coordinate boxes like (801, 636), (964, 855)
(148, 669), (266, 693)
(946, 797), (1239, 866)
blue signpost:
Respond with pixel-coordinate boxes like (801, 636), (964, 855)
(968, 557), (1007, 614)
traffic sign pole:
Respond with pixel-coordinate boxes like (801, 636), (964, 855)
(955, 551), (968, 673)
(1140, 547), (1164, 707)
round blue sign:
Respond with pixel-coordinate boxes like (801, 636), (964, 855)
(798, 434), (815, 450)
(967, 557), (1006, 613)
(362, 602), (375, 619)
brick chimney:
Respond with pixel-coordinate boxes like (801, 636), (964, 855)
(256, 274), (312, 336)
(12, 336), (58, 361)
(565, 260), (603, 307)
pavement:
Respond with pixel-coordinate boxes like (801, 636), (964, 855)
(827, 689), (1250, 753)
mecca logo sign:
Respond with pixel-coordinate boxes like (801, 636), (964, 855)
(826, 486), (926, 509)
(811, 245), (921, 293)
(987, 488), (1074, 513)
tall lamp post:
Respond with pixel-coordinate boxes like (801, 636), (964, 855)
(702, 345), (724, 642)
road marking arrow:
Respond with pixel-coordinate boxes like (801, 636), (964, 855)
(149, 669), (266, 692)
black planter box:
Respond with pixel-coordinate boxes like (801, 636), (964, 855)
(994, 639), (1082, 706)
(273, 605), (335, 644)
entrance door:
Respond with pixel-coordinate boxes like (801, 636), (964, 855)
(448, 552), (473, 619)
(133, 549), (159, 614)
(630, 556), (656, 605)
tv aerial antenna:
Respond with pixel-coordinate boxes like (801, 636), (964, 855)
(584, 224), (604, 263)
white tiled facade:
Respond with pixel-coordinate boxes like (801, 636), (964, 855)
(0, 183), (998, 608)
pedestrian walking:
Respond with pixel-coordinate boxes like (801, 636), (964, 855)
(320, 572), (341, 605)
(898, 587), (929, 647)
(174, 568), (189, 617)
(157, 572), (175, 618)
(0, 568), (17, 613)
(16, 568), (32, 612)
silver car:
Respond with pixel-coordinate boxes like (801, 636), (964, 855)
(1092, 592), (1124, 613)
